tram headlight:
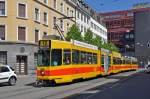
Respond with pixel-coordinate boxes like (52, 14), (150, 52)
(40, 70), (45, 76)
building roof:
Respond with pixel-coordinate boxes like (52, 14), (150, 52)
(100, 7), (150, 16)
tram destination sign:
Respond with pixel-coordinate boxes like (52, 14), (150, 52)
(39, 40), (51, 48)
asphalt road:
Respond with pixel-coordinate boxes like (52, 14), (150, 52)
(0, 70), (142, 99)
(64, 71), (150, 99)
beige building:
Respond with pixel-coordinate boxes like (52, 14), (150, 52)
(0, 0), (75, 75)
(0, 0), (75, 42)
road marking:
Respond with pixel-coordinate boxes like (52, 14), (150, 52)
(76, 83), (89, 86)
(110, 83), (119, 88)
(81, 90), (100, 94)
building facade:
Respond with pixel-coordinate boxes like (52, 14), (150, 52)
(0, 0), (107, 75)
(0, 0), (75, 75)
(90, 17), (107, 42)
(101, 8), (150, 56)
(69, 0), (107, 42)
(134, 11), (150, 67)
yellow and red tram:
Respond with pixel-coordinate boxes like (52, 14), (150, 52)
(36, 40), (138, 85)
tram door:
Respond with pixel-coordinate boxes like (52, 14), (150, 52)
(104, 55), (109, 74)
(16, 56), (27, 75)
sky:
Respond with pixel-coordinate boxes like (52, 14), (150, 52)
(84, 0), (150, 13)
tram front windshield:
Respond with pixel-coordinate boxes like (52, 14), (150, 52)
(38, 49), (50, 66)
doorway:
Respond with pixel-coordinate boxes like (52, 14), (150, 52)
(16, 56), (28, 75)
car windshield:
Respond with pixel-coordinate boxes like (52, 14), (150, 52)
(0, 66), (10, 73)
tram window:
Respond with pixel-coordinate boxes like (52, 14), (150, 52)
(122, 60), (125, 64)
(132, 61), (137, 64)
(38, 49), (50, 66)
(93, 53), (97, 64)
(113, 58), (119, 65)
(119, 59), (122, 64)
(63, 49), (71, 65)
(125, 60), (128, 64)
(126, 60), (130, 64)
(72, 50), (80, 64)
(101, 55), (104, 67)
(51, 49), (62, 66)
(87, 53), (92, 64)
(113, 58), (116, 65)
(108, 56), (111, 67)
(80, 51), (87, 64)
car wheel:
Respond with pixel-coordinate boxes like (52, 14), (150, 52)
(9, 77), (16, 86)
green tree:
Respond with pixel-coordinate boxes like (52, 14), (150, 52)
(109, 42), (119, 52)
(84, 29), (94, 44)
(66, 24), (83, 41)
(92, 36), (102, 48)
(101, 42), (110, 50)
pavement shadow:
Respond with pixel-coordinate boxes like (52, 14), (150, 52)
(106, 76), (127, 79)
(24, 81), (74, 88)
(0, 83), (10, 87)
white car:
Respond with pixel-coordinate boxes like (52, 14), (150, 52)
(146, 65), (150, 73)
(0, 65), (17, 86)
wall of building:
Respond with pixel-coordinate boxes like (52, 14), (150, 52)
(101, 8), (150, 56)
(0, 0), (107, 75)
(90, 18), (107, 42)
(0, 0), (75, 42)
(0, 41), (38, 75)
(134, 11), (150, 67)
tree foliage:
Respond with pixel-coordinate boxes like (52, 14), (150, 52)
(66, 24), (83, 41)
(84, 29), (93, 44)
(92, 36), (102, 48)
(66, 24), (119, 52)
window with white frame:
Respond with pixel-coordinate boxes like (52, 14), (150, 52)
(81, 25), (83, 32)
(70, 10), (74, 17)
(44, 0), (48, 4)
(60, 19), (64, 31)
(53, 0), (57, 9)
(81, 14), (83, 21)
(67, 7), (69, 16)
(84, 16), (86, 23)
(67, 23), (69, 32)
(77, 11), (80, 19)
(18, 3), (27, 18)
(53, 17), (56, 26)
(18, 26), (26, 41)
(0, 1), (6, 16)
(0, 25), (5, 40)
(35, 8), (40, 21)
(60, 3), (64, 13)
(43, 32), (47, 37)
(35, 29), (39, 42)
(43, 12), (48, 25)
